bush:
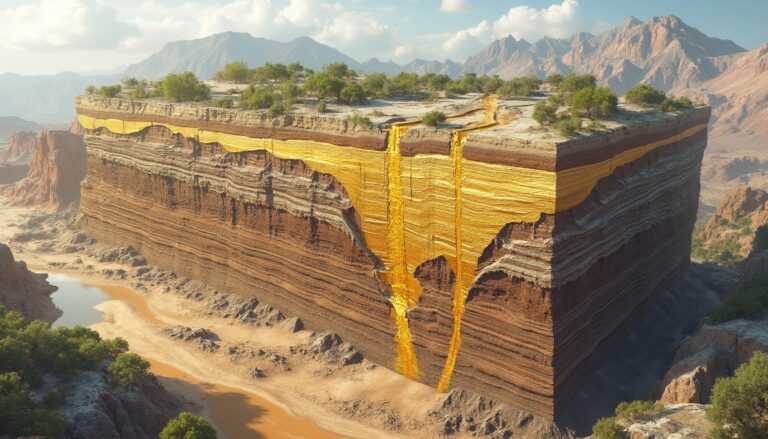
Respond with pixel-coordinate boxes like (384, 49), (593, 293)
(240, 86), (276, 110)
(160, 411), (217, 439)
(251, 62), (291, 83)
(710, 276), (768, 323)
(615, 400), (664, 423)
(340, 83), (367, 105)
(362, 73), (388, 98)
(422, 110), (446, 127)
(546, 73), (565, 89)
(315, 101), (327, 113)
(625, 84), (667, 107)
(532, 102), (558, 125)
(559, 73), (597, 94)
(305, 72), (345, 100)
(660, 96), (694, 112)
(85, 85), (97, 95)
(591, 417), (623, 439)
(121, 77), (140, 88)
(554, 117), (582, 137)
(97, 85), (122, 98)
(571, 86), (618, 118)
(130, 82), (151, 99)
(708, 351), (768, 439)
(754, 225), (768, 251)
(210, 97), (234, 108)
(161, 72), (210, 102)
(347, 114), (372, 127)
(213, 61), (251, 83)
(267, 102), (286, 117)
(108, 353), (150, 388)
(497, 76), (542, 97)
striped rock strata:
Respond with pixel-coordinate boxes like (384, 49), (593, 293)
(75, 95), (710, 421)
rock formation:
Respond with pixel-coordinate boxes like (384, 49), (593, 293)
(697, 185), (768, 257)
(0, 131), (37, 184)
(1, 130), (87, 211)
(75, 94), (709, 421)
(0, 243), (61, 323)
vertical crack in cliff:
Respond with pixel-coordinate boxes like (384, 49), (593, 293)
(438, 95), (499, 393)
(387, 122), (422, 380)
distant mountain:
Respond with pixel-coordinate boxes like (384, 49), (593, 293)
(402, 58), (461, 77)
(0, 116), (42, 143)
(124, 33), (364, 80)
(361, 58), (401, 76)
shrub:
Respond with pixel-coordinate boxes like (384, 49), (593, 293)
(615, 400), (664, 423)
(532, 102), (558, 125)
(213, 61), (251, 83)
(240, 86), (276, 110)
(591, 417), (623, 439)
(305, 72), (345, 100)
(121, 77), (140, 88)
(160, 411), (217, 439)
(754, 225), (768, 251)
(571, 86), (618, 118)
(210, 97), (234, 108)
(97, 85), (122, 98)
(161, 72), (210, 102)
(422, 111), (447, 127)
(130, 82), (151, 99)
(323, 62), (355, 79)
(108, 353), (150, 388)
(625, 84), (667, 107)
(554, 117), (582, 137)
(251, 62), (291, 83)
(267, 102), (286, 117)
(444, 82), (467, 97)
(711, 276), (768, 323)
(315, 101), (327, 113)
(85, 85), (97, 95)
(340, 83), (367, 105)
(708, 351), (768, 439)
(347, 114), (372, 127)
(481, 75), (504, 93)
(559, 73), (597, 94)
(498, 76), (542, 97)
(546, 73), (565, 89)
(362, 73), (388, 98)
(426, 74), (451, 91)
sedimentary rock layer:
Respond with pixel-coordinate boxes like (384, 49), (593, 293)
(0, 243), (61, 323)
(76, 95), (710, 421)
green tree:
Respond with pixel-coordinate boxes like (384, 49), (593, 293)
(85, 85), (97, 95)
(347, 114), (372, 127)
(323, 62), (354, 79)
(625, 84), (667, 107)
(615, 400), (664, 423)
(305, 72), (345, 100)
(97, 85), (122, 98)
(121, 77), (140, 88)
(362, 73), (388, 97)
(340, 83), (367, 104)
(160, 411), (218, 439)
(426, 74), (451, 91)
(239, 86), (276, 110)
(213, 61), (251, 83)
(711, 276), (768, 323)
(286, 62), (306, 79)
(267, 102), (286, 117)
(546, 73), (565, 89)
(251, 62), (291, 83)
(532, 102), (558, 125)
(708, 351), (768, 439)
(108, 353), (150, 388)
(559, 73), (597, 94)
(161, 72), (210, 102)
(591, 417), (623, 439)
(754, 225), (768, 251)
(571, 86), (618, 118)
(554, 117), (582, 137)
(422, 110), (446, 127)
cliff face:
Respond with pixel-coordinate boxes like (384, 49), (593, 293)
(1, 130), (87, 211)
(0, 131), (37, 184)
(0, 243), (61, 323)
(75, 95), (709, 421)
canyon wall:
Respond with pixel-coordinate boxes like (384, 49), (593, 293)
(0, 243), (61, 323)
(1, 130), (87, 211)
(0, 131), (37, 184)
(75, 95), (709, 421)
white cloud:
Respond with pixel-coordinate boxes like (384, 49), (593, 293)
(394, 45), (415, 59)
(442, 20), (490, 59)
(314, 12), (394, 55)
(493, 0), (581, 41)
(440, 0), (470, 13)
(0, 0), (138, 51)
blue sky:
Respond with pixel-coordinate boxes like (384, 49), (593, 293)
(0, 0), (765, 75)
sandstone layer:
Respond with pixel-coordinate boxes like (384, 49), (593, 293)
(0, 243), (61, 323)
(1, 130), (87, 211)
(0, 131), (37, 184)
(75, 95), (709, 421)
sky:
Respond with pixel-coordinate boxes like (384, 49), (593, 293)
(0, 0), (766, 75)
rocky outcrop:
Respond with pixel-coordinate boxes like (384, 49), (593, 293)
(701, 156), (764, 183)
(697, 185), (768, 257)
(1, 130), (87, 211)
(75, 97), (709, 423)
(0, 243), (61, 323)
(0, 131), (37, 184)
(625, 404), (711, 439)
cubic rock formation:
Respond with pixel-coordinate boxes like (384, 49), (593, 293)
(1, 130), (87, 211)
(75, 95), (709, 420)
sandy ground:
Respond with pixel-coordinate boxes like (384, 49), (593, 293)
(0, 198), (458, 439)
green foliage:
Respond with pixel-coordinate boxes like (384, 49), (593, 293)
(213, 61), (251, 83)
(121, 77), (140, 88)
(692, 237), (742, 268)
(362, 73), (388, 98)
(108, 353), (150, 388)
(422, 111), (447, 127)
(251, 62), (291, 83)
(481, 75), (505, 93)
(554, 117), (582, 137)
(615, 400), (664, 423)
(323, 62), (355, 79)
(591, 417), (623, 439)
(160, 411), (218, 439)
(85, 85), (97, 95)
(532, 102), (558, 125)
(708, 351), (768, 439)
(424, 73), (452, 91)
(546, 73), (565, 89)
(497, 76), (542, 97)
(209, 97), (234, 108)
(660, 96), (694, 112)
(754, 225), (768, 251)
(710, 276), (768, 323)
(626, 84), (667, 107)
(305, 72), (345, 100)
(346, 114), (372, 127)
(97, 84), (122, 98)
(161, 72), (210, 102)
(571, 86), (618, 118)
(130, 81), (152, 99)
(266, 102), (286, 117)
(240, 86), (276, 110)
(286, 62), (306, 80)
(340, 83), (367, 105)
(559, 73), (597, 94)
(315, 101), (327, 113)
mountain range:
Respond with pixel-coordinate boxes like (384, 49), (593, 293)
(0, 14), (764, 154)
